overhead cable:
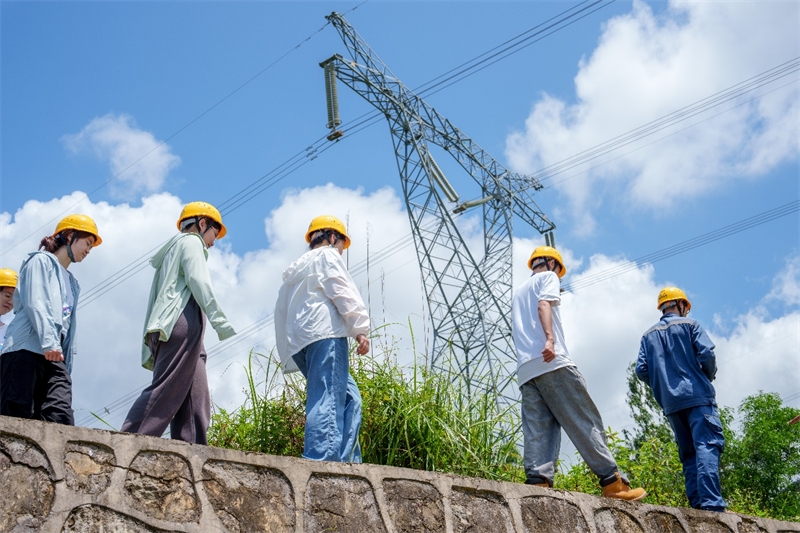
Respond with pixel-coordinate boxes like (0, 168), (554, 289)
(40, 2), (619, 306)
(561, 200), (800, 293)
(76, 199), (799, 425)
(531, 57), (800, 184)
(1, 21), (331, 259)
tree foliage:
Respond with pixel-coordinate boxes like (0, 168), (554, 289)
(623, 362), (673, 450)
(722, 392), (800, 519)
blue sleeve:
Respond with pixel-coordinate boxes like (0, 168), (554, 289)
(20, 255), (62, 352)
(635, 337), (650, 384)
(691, 321), (717, 381)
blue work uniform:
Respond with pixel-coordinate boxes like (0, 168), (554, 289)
(636, 313), (726, 512)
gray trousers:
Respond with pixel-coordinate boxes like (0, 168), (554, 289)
(520, 365), (617, 486)
(122, 297), (210, 444)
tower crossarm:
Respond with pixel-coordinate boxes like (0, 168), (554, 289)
(325, 12), (555, 235)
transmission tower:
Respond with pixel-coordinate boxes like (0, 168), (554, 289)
(321, 12), (556, 406)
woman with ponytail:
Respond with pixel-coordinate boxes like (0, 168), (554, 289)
(0, 215), (102, 425)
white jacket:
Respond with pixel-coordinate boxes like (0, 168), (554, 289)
(274, 246), (370, 373)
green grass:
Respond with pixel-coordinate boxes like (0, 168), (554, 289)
(208, 333), (524, 482)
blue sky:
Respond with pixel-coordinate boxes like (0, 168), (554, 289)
(1, 1), (798, 448)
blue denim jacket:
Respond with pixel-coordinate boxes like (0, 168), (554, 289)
(636, 313), (717, 415)
(0, 252), (81, 374)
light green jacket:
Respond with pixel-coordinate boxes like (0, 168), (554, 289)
(140, 233), (236, 370)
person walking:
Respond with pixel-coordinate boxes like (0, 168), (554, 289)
(0, 268), (18, 351)
(274, 215), (370, 462)
(0, 215), (101, 424)
(636, 287), (726, 512)
(121, 202), (236, 444)
(513, 246), (646, 500)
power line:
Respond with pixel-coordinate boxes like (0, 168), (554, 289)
(543, 77), (800, 191)
(420, 0), (617, 98)
(76, 199), (800, 426)
(530, 57), (800, 184)
(561, 200), (800, 293)
(73, 4), (608, 308)
(75, 216), (445, 426)
(1, 20), (332, 259)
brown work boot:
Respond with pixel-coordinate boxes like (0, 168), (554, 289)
(600, 473), (647, 501)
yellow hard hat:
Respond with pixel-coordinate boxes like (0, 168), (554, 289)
(306, 215), (351, 249)
(657, 287), (691, 311)
(0, 268), (18, 288)
(53, 214), (102, 246)
(177, 202), (227, 239)
(528, 246), (566, 278)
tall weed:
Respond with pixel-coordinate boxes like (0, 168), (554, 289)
(208, 337), (524, 482)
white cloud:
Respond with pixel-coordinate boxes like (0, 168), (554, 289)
(714, 310), (800, 416)
(1, 188), (796, 450)
(0, 185), (425, 430)
(62, 113), (180, 199)
(766, 253), (800, 307)
(505, 1), (800, 233)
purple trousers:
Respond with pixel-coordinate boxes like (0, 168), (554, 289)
(122, 297), (210, 444)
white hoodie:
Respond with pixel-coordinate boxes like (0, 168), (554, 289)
(274, 246), (369, 373)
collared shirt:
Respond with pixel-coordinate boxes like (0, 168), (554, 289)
(636, 313), (717, 415)
(512, 270), (574, 386)
(274, 246), (370, 374)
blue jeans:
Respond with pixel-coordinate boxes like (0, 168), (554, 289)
(292, 338), (362, 462)
(667, 404), (726, 511)
(520, 365), (618, 487)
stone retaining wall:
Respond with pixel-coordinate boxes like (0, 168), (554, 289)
(1, 415), (798, 533)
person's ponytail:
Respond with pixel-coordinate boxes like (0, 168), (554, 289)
(38, 229), (92, 254)
(39, 234), (61, 253)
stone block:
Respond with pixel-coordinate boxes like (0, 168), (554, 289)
(594, 508), (644, 533)
(644, 511), (686, 532)
(124, 450), (200, 523)
(62, 504), (176, 532)
(520, 495), (590, 533)
(202, 459), (295, 533)
(450, 487), (514, 533)
(0, 432), (55, 533)
(738, 519), (767, 533)
(64, 441), (115, 495)
(305, 473), (387, 533)
(687, 517), (734, 533)
(382, 479), (445, 533)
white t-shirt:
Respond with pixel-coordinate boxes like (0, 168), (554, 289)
(58, 264), (75, 338)
(512, 270), (574, 386)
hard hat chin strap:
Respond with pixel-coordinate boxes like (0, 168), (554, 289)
(182, 217), (213, 237)
(56, 232), (78, 263)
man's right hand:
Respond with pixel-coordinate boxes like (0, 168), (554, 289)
(356, 334), (370, 355)
(44, 349), (64, 362)
(541, 339), (555, 363)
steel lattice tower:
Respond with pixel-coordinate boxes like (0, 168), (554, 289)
(322, 12), (556, 406)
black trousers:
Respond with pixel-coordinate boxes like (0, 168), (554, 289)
(0, 349), (74, 425)
(121, 297), (210, 444)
